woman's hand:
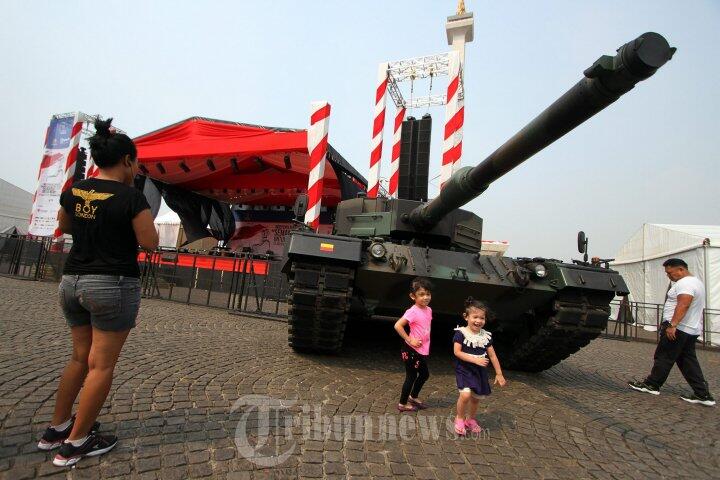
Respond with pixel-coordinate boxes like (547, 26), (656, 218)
(494, 374), (507, 386)
(408, 336), (423, 349)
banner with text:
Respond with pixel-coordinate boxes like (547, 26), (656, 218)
(228, 221), (331, 255)
(28, 114), (81, 236)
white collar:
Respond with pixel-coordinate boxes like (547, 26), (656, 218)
(454, 326), (491, 349)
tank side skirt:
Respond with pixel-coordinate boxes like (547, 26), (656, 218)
(502, 295), (611, 372)
(287, 261), (354, 352)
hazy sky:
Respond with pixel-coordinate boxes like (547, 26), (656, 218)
(2, 1), (718, 260)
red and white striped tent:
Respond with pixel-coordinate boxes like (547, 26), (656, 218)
(133, 117), (366, 207)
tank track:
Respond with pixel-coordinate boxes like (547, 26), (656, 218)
(287, 261), (354, 353)
(503, 300), (610, 372)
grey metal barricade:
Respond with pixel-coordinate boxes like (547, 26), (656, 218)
(0, 234), (53, 280)
(605, 298), (720, 350)
(139, 248), (288, 319)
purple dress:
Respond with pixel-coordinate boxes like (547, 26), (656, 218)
(453, 327), (492, 396)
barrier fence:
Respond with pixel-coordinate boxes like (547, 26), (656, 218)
(0, 234), (53, 280)
(0, 233), (289, 319)
(604, 298), (719, 349)
(2, 233), (718, 348)
(138, 249), (288, 320)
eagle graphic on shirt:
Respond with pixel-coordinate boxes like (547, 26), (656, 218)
(72, 188), (114, 220)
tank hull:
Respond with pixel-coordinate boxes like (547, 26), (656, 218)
(282, 232), (627, 371)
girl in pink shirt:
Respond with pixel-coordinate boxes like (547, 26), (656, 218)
(393, 277), (433, 412)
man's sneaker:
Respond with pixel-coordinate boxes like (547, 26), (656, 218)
(37, 416), (100, 451)
(628, 380), (660, 395)
(680, 393), (716, 407)
(53, 433), (118, 467)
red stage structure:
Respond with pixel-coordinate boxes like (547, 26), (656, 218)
(134, 117), (365, 208)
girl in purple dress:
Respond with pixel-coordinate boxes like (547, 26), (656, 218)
(452, 297), (506, 435)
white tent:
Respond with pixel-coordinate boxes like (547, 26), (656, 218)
(0, 178), (32, 233)
(154, 211), (181, 248)
(612, 224), (720, 344)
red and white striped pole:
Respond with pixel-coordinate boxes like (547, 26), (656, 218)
(388, 107), (406, 198)
(367, 62), (388, 198)
(440, 51), (464, 189)
(85, 155), (99, 178)
(54, 112), (85, 237)
(304, 101), (331, 230)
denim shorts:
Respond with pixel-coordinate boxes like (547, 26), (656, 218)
(59, 275), (141, 331)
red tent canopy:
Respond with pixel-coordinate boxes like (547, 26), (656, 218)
(134, 117), (365, 207)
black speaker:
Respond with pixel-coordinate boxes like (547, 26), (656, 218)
(74, 147), (87, 182)
(398, 114), (431, 202)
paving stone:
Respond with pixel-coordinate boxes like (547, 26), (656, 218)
(412, 466), (437, 480)
(187, 450), (210, 464)
(136, 456), (162, 473)
(301, 450), (323, 464)
(225, 472), (252, 480)
(68, 467), (99, 480)
(324, 462), (346, 475)
(187, 463), (214, 478)
(163, 453), (187, 467)
(161, 466), (188, 480)
(213, 447), (235, 461)
(299, 463), (322, 478)
(390, 462), (414, 475)
(346, 462), (369, 476)
(368, 463), (392, 477)
(160, 443), (185, 455)
(100, 462), (132, 478)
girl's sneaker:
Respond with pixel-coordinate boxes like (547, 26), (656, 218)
(464, 418), (482, 434)
(397, 403), (418, 413)
(52, 433), (117, 467)
(454, 418), (466, 436)
(408, 397), (428, 410)
(37, 416), (100, 451)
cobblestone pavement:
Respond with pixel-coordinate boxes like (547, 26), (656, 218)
(1, 276), (719, 480)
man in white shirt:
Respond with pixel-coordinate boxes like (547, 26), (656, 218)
(628, 258), (715, 406)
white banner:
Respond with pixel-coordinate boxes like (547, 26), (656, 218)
(28, 114), (80, 236)
(228, 220), (331, 255)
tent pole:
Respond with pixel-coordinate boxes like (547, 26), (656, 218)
(702, 240), (710, 345)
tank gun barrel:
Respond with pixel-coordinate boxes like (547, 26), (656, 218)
(409, 32), (675, 230)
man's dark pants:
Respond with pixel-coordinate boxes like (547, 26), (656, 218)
(645, 325), (710, 396)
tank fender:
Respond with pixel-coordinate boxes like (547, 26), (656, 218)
(281, 231), (363, 273)
(551, 264), (630, 296)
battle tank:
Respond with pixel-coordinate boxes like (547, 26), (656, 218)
(282, 32), (675, 371)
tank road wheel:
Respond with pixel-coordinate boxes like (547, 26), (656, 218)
(287, 261), (354, 353)
(501, 300), (610, 372)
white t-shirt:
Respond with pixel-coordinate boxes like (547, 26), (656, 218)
(662, 276), (706, 336)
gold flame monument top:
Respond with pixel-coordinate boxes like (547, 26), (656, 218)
(446, 0), (474, 69)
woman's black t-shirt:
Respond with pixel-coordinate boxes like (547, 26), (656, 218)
(60, 178), (150, 277)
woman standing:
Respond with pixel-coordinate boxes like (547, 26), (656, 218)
(37, 118), (159, 467)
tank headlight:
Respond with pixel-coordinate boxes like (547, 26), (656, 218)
(533, 264), (547, 278)
(369, 242), (387, 260)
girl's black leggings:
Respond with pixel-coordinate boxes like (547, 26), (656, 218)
(399, 344), (430, 404)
